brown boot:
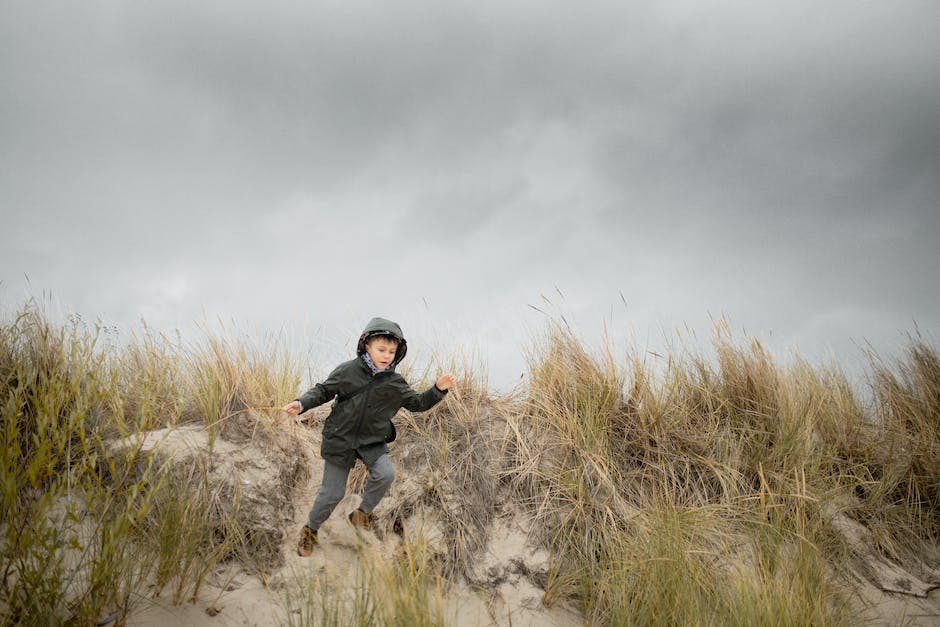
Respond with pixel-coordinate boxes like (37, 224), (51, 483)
(347, 508), (374, 531)
(297, 526), (318, 556)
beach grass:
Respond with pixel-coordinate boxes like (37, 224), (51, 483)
(1, 299), (937, 625)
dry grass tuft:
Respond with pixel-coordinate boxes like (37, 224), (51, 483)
(3, 301), (938, 625)
(0, 302), (311, 624)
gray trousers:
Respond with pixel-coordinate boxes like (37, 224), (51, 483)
(306, 453), (396, 531)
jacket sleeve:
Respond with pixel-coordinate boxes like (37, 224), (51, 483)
(401, 383), (448, 413)
(296, 365), (344, 413)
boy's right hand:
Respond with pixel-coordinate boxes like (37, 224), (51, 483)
(282, 400), (302, 416)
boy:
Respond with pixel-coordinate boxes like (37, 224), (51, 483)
(282, 317), (455, 556)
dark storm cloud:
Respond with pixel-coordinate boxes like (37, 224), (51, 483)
(2, 0), (938, 386)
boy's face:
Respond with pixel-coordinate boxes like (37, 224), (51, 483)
(365, 337), (398, 370)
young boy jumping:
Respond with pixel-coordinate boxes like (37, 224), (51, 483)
(282, 317), (455, 556)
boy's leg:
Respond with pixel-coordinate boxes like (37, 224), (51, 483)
(359, 453), (395, 514)
(307, 460), (351, 531)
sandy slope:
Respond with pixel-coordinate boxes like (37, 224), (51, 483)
(121, 416), (582, 626)
(118, 414), (939, 626)
(125, 510), (582, 626)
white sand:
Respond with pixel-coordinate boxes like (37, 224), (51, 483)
(117, 417), (939, 626)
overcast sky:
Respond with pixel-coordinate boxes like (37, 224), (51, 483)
(2, 0), (938, 388)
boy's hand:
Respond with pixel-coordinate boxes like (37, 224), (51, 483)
(282, 400), (302, 416)
(436, 373), (456, 391)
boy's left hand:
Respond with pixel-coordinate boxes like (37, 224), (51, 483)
(436, 373), (456, 391)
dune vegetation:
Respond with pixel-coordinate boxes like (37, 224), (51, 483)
(1, 299), (938, 625)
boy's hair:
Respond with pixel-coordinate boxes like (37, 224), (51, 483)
(363, 333), (400, 347)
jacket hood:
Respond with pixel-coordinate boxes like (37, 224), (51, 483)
(356, 317), (408, 366)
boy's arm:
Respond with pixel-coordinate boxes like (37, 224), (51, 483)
(401, 374), (455, 413)
(294, 366), (345, 413)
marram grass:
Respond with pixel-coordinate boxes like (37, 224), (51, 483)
(2, 301), (938, 625)
(0, 303), (300, 624)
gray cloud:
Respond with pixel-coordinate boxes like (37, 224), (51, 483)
(2, 0), (938, 387)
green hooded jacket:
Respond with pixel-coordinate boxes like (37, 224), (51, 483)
(296, 317), (447, 469)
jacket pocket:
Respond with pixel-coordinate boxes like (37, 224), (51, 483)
(323, 413), (337, 437)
